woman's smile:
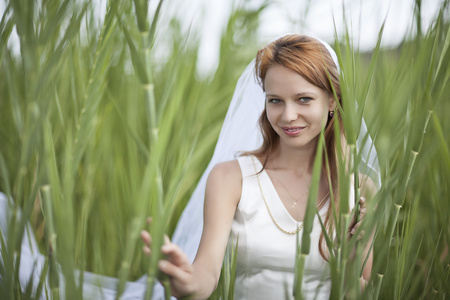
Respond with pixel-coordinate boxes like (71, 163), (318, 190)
(281, 126), (307, 136)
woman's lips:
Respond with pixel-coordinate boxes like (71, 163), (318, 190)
(281, 126), (306, 136)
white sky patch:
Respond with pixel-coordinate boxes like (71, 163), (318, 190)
(194, 0), (444, 73)
(1, 0), (444, 74)
(186, 0), (233, 76)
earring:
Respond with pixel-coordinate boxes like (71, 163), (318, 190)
(329, 110), (334, 118)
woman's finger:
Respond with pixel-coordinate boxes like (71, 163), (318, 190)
(351, 221), (362, 234)
(360, 207), (366, 218)
(142, 245), (152, 256)
(350, 221), (366, 239)
(348, 197), (368, 240)
(359, 197), (366, 211)
(161, 243), (193, 271)
(359, 196), (367, 218)
(140, 230), (152, 247)
(158, 260), (192, 285)
(164, 234), (171, 245)
(359, 196), (366, 206)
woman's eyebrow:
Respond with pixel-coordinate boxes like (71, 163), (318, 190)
(294, 92), (319, 97)
(265, 92), (318, 98)
(265, 93), (280, 98)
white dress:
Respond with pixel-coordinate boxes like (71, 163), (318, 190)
(231, 155), (350, 300)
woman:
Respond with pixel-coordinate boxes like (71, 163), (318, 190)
(141, 34), (377, 299)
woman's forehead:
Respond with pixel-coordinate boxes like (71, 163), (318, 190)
(264, 65), (326, 96)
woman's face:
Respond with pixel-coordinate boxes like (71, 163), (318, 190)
(264, 64), (334, 151)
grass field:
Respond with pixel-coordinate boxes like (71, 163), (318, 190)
(0, 0), (449, 299)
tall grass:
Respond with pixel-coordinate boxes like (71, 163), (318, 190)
(0, 0), (449, 299)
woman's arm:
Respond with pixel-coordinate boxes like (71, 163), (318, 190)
(141, 160), (242, 299)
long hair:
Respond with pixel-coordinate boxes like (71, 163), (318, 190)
(247, 34), (343, 260)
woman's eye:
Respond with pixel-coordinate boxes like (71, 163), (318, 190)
(299, 97), (312, 103)
(268, 98), (282, 104)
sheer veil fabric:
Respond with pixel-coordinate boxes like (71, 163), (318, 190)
(0, 35), (380, 300)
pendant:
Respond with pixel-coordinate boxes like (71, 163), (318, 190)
(291, 201), (297, 208)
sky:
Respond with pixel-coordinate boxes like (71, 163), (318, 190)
(1, 0), (445, 74)
(175, 0), (444, 74)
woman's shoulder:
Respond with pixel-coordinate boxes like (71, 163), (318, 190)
(206, 160), (242, 204)
(208, 160), (241, 188)
(210, 154), (261, 174)
(211, 159), (241, 176)
(208, 153), (265, 184)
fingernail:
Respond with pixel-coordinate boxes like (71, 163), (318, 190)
(351, 228), (355, 234)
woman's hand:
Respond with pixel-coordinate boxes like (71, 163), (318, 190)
(140, 227), (197, 298)
(348, 196), (367, 240)
(347, 195), (373, 291)
(139, 161), (242, 300)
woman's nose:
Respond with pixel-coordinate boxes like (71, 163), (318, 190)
(282, 102), (299, 122)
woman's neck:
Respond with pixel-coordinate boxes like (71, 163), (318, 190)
(266, 143), (318, 175)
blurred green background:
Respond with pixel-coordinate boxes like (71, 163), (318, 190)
(0, 0), (449, 299)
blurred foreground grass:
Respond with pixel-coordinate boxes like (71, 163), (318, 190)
(0, 0), (449, 299)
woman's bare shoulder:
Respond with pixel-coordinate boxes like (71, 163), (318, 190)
(206, 160), (242, 203)
(211, 160), (241, 174)
(208, 160), (241, 186)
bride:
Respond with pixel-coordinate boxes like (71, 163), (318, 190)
(141, 34), (379, 299)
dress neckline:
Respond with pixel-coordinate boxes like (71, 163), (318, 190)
(251, 156), (329, 224)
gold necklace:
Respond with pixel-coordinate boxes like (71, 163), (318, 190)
(274, 169), (303, 208)
(274, 169), (329, 209)
(252, 157), (329, 235)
